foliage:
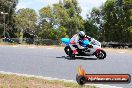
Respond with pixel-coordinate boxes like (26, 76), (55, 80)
(38, 0), (84, 39)
(85, 0), (132, 43)
(14, 8), (37, 39)
(0, 0), (132, 43)
(0, 0), (18, 38)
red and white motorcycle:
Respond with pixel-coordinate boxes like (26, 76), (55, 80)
(61, 37), (106, 59)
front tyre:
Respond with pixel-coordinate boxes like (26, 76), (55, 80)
(95, 50), (106, 59)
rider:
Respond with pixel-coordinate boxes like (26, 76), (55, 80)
(69, 31), (91, 54)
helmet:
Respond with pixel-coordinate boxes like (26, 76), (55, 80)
(78, 31), (85, 38)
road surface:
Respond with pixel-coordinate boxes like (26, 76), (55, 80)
(0, 46), (131, 88)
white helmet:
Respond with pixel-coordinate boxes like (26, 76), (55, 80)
(78, 31), (85, 38)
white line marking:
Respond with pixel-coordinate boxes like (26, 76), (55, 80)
(0, 71), (122, 88)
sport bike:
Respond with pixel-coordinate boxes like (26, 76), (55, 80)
(61, 37), (106, 59)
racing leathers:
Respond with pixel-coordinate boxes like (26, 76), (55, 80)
(69, 34), (85, 54)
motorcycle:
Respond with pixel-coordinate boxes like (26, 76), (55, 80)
(61, 37), (106, 59)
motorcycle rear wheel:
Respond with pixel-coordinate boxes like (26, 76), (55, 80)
(64, 46), (71, 55)
(64, 46), (75, 58)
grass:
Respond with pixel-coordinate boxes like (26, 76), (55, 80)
(0, 74), (97, 88)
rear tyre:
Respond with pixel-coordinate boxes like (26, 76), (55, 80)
(95, 50), (106, 59)
(64, 46), (71, 55)
(64, 46), (75, 58)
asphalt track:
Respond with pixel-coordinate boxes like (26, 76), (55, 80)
(0, 45), (131, 88)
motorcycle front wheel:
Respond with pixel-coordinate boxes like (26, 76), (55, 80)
(95, 50), (106, 59)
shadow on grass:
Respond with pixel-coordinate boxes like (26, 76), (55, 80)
(56, 56), (98, 60)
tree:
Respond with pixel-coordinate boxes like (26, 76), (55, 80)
(64, 0), (84, 37)
(38, 5), (68, 39)
(84, 18), (100, 40)
(39, 6), (53, 21)
(14, 8), (37, 42)
(38, 6), (53, 39)
(0, 0), (18, 38)
(86, 0), (132, 42)
(49, 26), (67, 40)
(85, 7), (104, 40)
(38, 0), (84, 39)
(102, 0), (132, 42)
(53, 3), (69, 27)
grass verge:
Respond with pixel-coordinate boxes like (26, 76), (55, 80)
(0, 73), (97, 88)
